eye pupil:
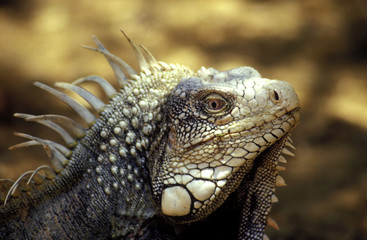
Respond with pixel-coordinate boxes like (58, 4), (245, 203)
(210, 100), (218, 109)
(202, 94), (229, 114)
(206, 99), (224, 111)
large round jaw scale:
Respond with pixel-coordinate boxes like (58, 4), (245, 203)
(161, 186), (191, 216)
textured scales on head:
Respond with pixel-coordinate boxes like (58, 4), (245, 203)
(150, 65), (300, 238)
(0, 31), (300, 240)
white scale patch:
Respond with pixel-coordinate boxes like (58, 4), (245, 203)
(161, 179), (219, 216)
(231, 148), (248, 158)
(186, 180), (216, 201)
(161, 186), (191, 216)
(200, 168), (213, 179)
(226, 157), (245, 167)
(213, 166), (232, 179)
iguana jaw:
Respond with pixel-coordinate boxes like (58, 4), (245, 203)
(155, 107), (300, 223)
(158, 133), (296, 224)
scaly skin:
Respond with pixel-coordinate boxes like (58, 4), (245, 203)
(0, 34), (300, 240)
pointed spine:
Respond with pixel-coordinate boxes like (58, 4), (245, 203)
(120, 30), (149, 71)
(275, 175), (287, 187)
(276, 166), (286, 171)
(10, 135), (72, 157)
(43, 145), (67, 173)
(139, 44), (157, 64)
(285, 141), (296, 150)
(91, 35), (130, 85)
(25, 114), (86, 139)
(72, 75), (117, 99)
(278, 155), (287, 164)
(27, 165), (56, 184)
(55, 82), (106, 113)
(267, 216), (280, 231)
(83, 36), (138, 86)
(12, 132), (68, 172)
(271, 194), (279, 203)
(34, 82), (96, 126)
(282, 147), (295, 157)
(4, 171), (33, 205)
(14, 113), (77, 147)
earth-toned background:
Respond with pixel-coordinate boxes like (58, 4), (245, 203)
(0, 0), (366, 239)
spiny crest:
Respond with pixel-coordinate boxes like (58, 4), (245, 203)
(0, 31), (159, 206)
(264, 134), (296, 237)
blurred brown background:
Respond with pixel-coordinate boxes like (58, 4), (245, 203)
(0, 0), (366, 239)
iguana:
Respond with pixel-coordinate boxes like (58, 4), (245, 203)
(0, 32), (300, 240)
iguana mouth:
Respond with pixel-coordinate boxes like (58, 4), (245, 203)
(182, 106), (301, 154)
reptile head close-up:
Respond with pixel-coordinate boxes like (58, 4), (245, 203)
(0, 32), (301, 240)
(150, 66), (300, 225)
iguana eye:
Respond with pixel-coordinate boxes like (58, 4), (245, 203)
(204, 94), (227, 113)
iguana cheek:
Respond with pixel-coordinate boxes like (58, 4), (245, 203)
(161, 186), (191, 216)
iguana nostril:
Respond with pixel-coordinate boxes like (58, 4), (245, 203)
(271, 89), (281, 103)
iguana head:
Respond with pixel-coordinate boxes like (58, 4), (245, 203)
(150, 66), (300, 223)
